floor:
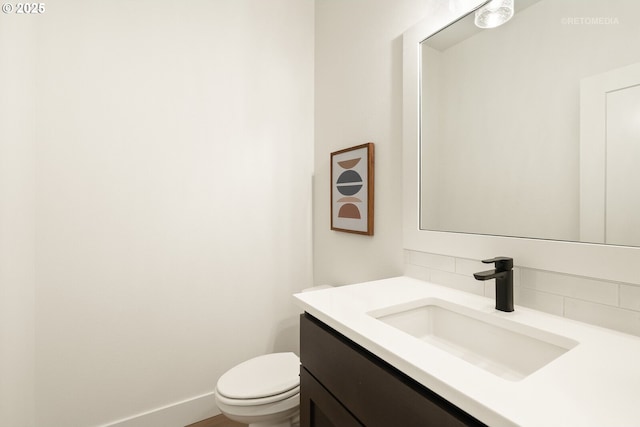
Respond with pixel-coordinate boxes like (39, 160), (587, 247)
(186, 414), (246, 427)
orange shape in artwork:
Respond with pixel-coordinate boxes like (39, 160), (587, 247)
(338, 158), (361, 169)
(338, 203), (361, 219)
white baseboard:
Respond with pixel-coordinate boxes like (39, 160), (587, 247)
(99, 391), (220, 427)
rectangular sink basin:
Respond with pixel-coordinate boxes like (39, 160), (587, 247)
(369, 298), (578, 381)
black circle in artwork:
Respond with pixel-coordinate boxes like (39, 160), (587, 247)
(337, 170), (362, 184)
(336, 170), (363, 195)
(337, 184), (363, 196)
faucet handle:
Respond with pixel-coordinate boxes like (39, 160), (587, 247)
(481, 257), (513, 270)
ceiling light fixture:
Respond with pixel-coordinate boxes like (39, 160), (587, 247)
(474, 0), (515, 29)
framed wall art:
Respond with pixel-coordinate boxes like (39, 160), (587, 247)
(330, 142), (374, 235)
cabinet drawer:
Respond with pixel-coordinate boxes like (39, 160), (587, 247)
(300, 313), (485, 427)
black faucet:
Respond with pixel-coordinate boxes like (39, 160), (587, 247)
(473, 257), (514, 312)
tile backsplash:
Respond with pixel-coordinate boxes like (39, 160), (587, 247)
(404, 250), (640, 337)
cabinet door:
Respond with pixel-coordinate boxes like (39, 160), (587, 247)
(300, 313), (485, 427)
(300, 368), (363, 427)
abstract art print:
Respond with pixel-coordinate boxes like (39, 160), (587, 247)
(330, 143), (374, 235)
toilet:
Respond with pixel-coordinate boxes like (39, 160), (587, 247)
(214, 352), (301, 427)
(215, 286), (333, 427)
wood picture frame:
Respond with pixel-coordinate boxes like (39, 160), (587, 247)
(330, 143), (374, 235)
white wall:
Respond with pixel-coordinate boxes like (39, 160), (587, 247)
(0, 13), (36, 427)
(313, 0), (432, 285)
(1, 1), (314, 426)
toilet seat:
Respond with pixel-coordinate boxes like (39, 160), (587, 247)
(216, 385), (300, 406)
(216, 352), (300, 406)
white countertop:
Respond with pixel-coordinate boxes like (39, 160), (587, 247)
(293, 276), (640, 427)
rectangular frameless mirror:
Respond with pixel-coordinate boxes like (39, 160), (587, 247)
(420, 0), (640, 246)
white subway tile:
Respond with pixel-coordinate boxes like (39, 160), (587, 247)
(454, 258), (486, 276)
(517, 287), (564, 316)
(513, 267), (521, 288)
(620, 284), (640, 311)
(404, 264), (431, 282)
(521, 269), (618, 306)
(484, 282), (495, 299)
(565, 298), (640, 337)
(405, 250), (455, 272)
(430, 270), (485, 296)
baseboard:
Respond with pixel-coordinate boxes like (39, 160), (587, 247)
(99, 391), (220, 427)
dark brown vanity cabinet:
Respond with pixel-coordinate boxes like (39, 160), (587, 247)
(299, 313), (486, 427)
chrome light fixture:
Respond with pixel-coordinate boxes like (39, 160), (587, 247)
(474, 0), (514, 29)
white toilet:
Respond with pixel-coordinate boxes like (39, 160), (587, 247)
(215, 286), (333, 426)
(214, 352), (301, 427)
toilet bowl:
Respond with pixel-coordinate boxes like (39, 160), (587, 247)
(215, 352), (301, 427)
(215, 286), (333, 426)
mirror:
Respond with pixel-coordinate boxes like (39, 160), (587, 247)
(420, 0), (640, 246)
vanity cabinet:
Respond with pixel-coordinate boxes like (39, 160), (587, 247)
(299, 313), (485, 427)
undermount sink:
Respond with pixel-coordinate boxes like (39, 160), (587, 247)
(369, 298), (578, 381)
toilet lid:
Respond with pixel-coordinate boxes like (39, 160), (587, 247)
(216, 352), (300, 400)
